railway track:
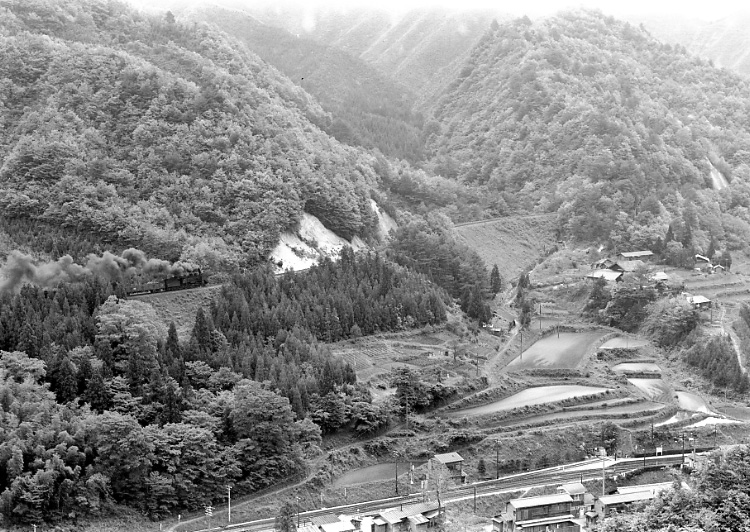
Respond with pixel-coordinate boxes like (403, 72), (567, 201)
(199, 454), (686, 532)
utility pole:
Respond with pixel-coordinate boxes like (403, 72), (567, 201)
(395, 459), (401, 495)
(496, 441), (500, 480)
(227, 485), (232, 524)
(714, 424), (718, 448)
(681, 432), (686, 466)
(601, 454), (606, 497)
(520, 331), (523, 360)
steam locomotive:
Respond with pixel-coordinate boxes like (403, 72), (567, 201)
(127, 269), (208, 296)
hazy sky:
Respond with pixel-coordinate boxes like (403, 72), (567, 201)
(310, 0), (744, 19)
(128, 0), (746, 20)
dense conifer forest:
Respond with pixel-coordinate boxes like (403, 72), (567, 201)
(0, 249), (453, 523)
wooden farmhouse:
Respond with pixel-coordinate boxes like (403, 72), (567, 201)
(492, 493), (580, 532)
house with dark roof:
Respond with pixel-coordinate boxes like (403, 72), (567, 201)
(492, 493), (580, 532)
(372, 501), (441, 532)
(619, 251), (653, 261)
(431, 452), (465, 482)
(616, 260), (645, 273)
(585, 270), (623, 283)
(590, 491), (654, 523)
(591, 258), (615, 270)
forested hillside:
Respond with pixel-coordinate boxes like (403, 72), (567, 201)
(191, 7), (427, 163)
(0, 249), (450, 524)
(426, 11), (750, 254)
(0, 0), (383, 266)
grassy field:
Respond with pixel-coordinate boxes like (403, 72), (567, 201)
(455, 215), (557, 280)
(130, 285), (223, 340)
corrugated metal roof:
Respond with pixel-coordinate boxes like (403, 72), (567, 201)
(691, 295), (711, 304)
(312, 515), (343, 526)
(599, 491), (654, 505)
(558, 482), (586, 495)
(378, 501), (440, 524)
(620, 251), (653, 258)
(509, 493), (573, 509)
(320, 521), (355, 532)
(433, 452), (463, 464)
(617, 482), (673, 495)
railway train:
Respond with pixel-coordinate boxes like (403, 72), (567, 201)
(127, 269), (208, 296)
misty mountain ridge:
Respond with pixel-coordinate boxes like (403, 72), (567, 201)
(634, 12), (750, 79)
(188, 5), (427, 162)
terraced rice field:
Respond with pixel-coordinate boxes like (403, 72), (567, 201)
(495, 401), (666, 428)
(715, 406), (750, 421)
(675, 391), (713, 414)
(656, 412), (698, 427)
(612, 362), (661, 373)
(687, 417), (741, 428)
(628, 379), (672, 402)
(599, 337), (649, 349)
(506, 330), (608, 370)
(444, 385), (611, 417)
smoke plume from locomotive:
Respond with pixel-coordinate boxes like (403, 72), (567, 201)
(0, 249), (197, 293)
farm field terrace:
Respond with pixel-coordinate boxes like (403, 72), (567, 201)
(505, 330), (609, 370)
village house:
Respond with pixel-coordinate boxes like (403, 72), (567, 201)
(372, 501), (442, 532)
(312, 515), (357, 532)
(585, 270), (623, 283)
(616, 482), (674, 496)
(590, 491), (654, 524)
(618, 250), (653, 261)
(613, 259), (645, 273)
(556, 483), (594, 517)
(591, 258), (615, 270)
(689, 295), (712, 309)
(431, 452), (465, 483)
(492, 493), (580, 532)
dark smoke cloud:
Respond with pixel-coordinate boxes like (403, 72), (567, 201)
(0, 249), (198, 293)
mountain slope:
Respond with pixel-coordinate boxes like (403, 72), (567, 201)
(426, 11), (750, 251)
(0, 0), (384, 266)
(191, 6), (426, 162)
(185, 1), (502, 107)
(634, 13), (750, 79)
